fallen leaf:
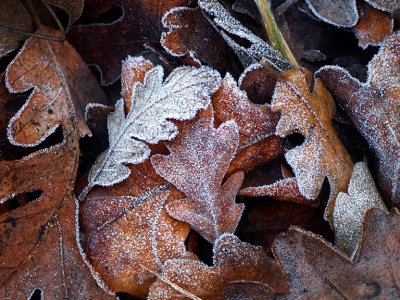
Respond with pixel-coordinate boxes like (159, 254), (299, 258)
(305, 0), (358, 27)
(317, 31), (400, 205)
(272, 208), (400, 299)
(80, 161), (194, 298)
(82, 56), (221, 196)
(224, 281), (274, 300)
(47, 0), (84, 23)
(365, 0), (400, 12)
(272, 68), (353, 221)
(198, 0), (291, 71)
(148, 233), (290, 299)
(151, 107), (244, 243)
(0, 31), (112, 298)
(212, 72), (283, 175)
(5, 27), (107, 147)
(161, 6), (233, 73)
(354, 2), (393, 49)
(0, 0), (33, 57)
(67, 0), (190, 85)
(333, 161), (387, 257)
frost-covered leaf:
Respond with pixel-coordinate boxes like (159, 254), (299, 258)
(305, 0), (358, 27)
(5, 27), (107, 147)
(68, 0), (190, 85)
(148, 233), (290, 299)
(80, 161), (194, 298)
(151, 107), (244, 243)
(213, 72), (283, 175)
(354, 2), (393, 49)
(333, 162), (387, 257)
(365, 0), (400, 12)
(0, 0), (32, 58)
(272, 208), (400, 299)
(198, 0), (291, 71)
(85, 56), (221, 193)
(317, 31), (400, 205)
(161, 6), (233, 73)
(271, 68), (353, 221)
(0, 39), (112, 298)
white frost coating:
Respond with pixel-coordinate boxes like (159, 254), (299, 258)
(74, 198), (116, 295)
(84, 60), (222, 193)
(365, 0), (400, 12)
(198, 0), (291, 71)
(333, 162), (387, 258)
(84, 103), (113, 121)
(305, 0), (358, 28)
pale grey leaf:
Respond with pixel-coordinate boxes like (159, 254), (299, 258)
(365, 0), (400, 12)
(198, 0), (291, 71)
(333, 162), (387, 258)
(85, 57), (222, 190)
(305, 0), (358, 27)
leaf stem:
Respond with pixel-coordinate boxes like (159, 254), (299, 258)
(254, 0), (299, 68)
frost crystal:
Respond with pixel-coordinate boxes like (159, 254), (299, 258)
(198, 0), (291, 71)
(333, 162), (387, 258)
(85, 59), (221, 194)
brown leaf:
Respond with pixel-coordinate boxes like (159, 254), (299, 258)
(5, 27), (107, 146)
(316, 31), (400, 205)
(161, 6), (233, 72)
(148, 233), (290, 299)
(271, 68), (353, 221)
(0, 0), (33, 57)
(212, 73), (283, 176)
(272, 208), (400, 299)
(80, 161), (194, 298)
(224, 281), (274, 300)
(67, 0), (190, 85)
(47, 0), (84, 23)
(151, 107), (244, 243)
(354, 2), (393, 49)
(0, 34), (111, 298)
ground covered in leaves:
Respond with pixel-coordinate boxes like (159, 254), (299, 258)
(0, 0), (399, 299)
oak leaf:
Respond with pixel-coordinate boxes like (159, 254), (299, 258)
(317, 31), (400, 205)
(80, 161), (194, 298)
(272, 208), (400, 299)
(67, 0), (190, 85)
(0, 32), (112, 299)
(5, 27), (107, 147)
(271, 68), (353, 221)
(83, 56), (221, 195)
(333, 161), (387, 257)
(148, 233), (290, 299)
(151, 107), (244, 243)
(198, 0), (291, 71)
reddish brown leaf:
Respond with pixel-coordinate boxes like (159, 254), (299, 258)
(5, 27), (107, 146)
(161, 6), (233, 72)
(148, 233), (290, 299)
(151, 107), (244, 243)
(67, 0), (190, 85)
(354, 2), (393, 49)
(317, 31), (400, 205)
(272, 208), (400, 299)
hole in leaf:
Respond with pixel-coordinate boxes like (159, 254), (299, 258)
(284, 133), (305, 150)
(0, 190), (42, 216)
(116, 292), (142, 300)
(184, 230), (213, 266)
(29, 288), (42, 300)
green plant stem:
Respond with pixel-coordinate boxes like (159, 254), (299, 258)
(254, 0), (299, 69)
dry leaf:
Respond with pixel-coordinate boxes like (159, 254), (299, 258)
(333, 161), (387, 257)
(83, 56), (221, 194)
(272, 208), (400, 299)
(80, 161), (194, 298)
(272, 68), (353, 220)
(365, 0), (400, 12)
(224, 281), (274, 300)
(148, 233), (290, 299)
(198, 0), (291, 71)
(305, 0), (358, 27)
(5, 27), (107, 147)
(0, 0), (33, 58)
(0, 31), (112, 298)
(161, 6), (233, 72)
(46, 0), (84, 23)
(67, 0), (190, 85)
(213, 72), (283, 175)
(317, 31), (400, 205)
(151, 107), (244, 243)
(354, 2), (393, 49)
